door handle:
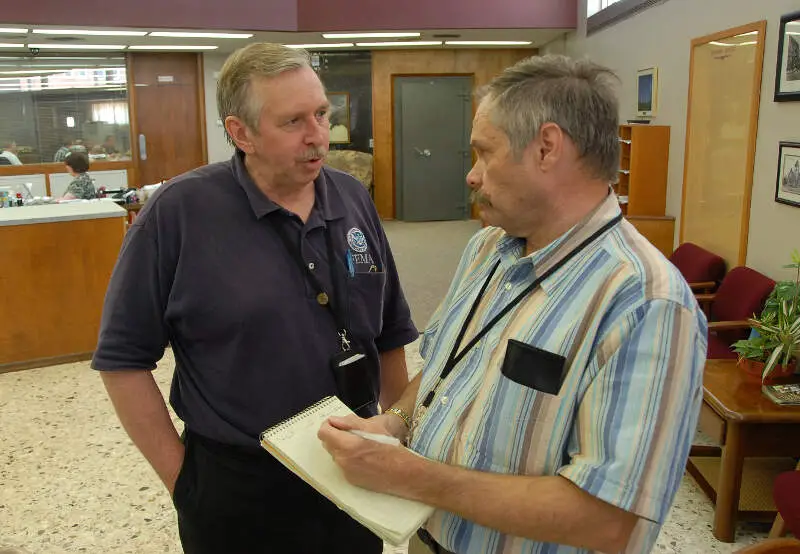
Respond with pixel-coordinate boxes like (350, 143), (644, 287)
(414, 147), (431, 157)
(138, 133), (147, 161)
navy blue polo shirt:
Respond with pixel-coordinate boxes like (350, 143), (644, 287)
(92, 152), (418, 447)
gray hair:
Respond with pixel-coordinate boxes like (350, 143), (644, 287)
(216, 43), (312, 145)
(480, 54), (620, 182)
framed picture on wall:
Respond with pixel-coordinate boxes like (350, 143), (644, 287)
(636, 67), (658, 117)
(776, 142), (800, 208)
(327, 92), (350, 144)
(774, 10), (800, 102)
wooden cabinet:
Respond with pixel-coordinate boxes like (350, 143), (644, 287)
(617, 124), (675, 256)
(616, 124), (670, 217)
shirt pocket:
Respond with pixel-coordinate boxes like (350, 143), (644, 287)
(346, 272), (386, 341)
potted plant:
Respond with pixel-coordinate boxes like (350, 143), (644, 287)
(732, 250), (800, 384)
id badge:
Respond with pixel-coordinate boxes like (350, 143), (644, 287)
(329, 349), (377, 417)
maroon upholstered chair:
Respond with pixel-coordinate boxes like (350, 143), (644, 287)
(773, 469), (800, 539)
(669, 242), (727, 292)
(696, 266), (776, 359)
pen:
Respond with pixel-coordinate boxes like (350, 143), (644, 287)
(348, 429), (401, 446)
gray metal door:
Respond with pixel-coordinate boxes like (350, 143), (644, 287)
(394, 76), (472, 221)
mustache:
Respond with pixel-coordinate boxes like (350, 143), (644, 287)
(470, 190), (492, 207)
(298, 147), (327, 162)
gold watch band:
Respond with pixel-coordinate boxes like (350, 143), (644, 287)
(385, 407), (412, 429)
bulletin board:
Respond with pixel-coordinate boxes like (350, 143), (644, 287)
(679, 21), (767, 268)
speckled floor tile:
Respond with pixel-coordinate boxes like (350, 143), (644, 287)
(0, 344), (769, 553)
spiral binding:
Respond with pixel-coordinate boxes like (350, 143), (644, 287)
(260, 396), (338, 442)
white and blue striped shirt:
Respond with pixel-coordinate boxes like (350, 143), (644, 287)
(409, 193), (707, 554)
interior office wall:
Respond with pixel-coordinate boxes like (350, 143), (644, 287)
(203, 54), (235, 164)
(544, 0), (800, 281)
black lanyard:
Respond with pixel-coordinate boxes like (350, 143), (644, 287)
(272, 219), (353, 352)
(420, 214), (623, 410)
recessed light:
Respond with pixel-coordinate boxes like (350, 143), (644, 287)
(284, 43), (353, 49)
(0, 43), (24, 48)
(356, 41), (441, 47)
(27, 44), (128, 50)
(445, 40), (532, 46)
(127, 45), (219, 50)
(0, 28), (28, 34)
(322, 32), (420, 39)
(32, 29), (147, 36)
(149, 32), (253, 39)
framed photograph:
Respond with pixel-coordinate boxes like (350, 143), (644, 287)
(327, 92), (350, 144)
(776, 141), (800, 208)
(636, 67), (658, 117)
(774, 10), (800, 102)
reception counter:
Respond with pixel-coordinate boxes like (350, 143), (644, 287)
(0, 202), (127, 372)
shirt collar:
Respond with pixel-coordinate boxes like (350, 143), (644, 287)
(231, 150), (347, 221)
(495, 189), (622, 285)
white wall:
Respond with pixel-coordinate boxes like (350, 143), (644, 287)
(544, 0), (800, 281)
(203, 54), (234, 164)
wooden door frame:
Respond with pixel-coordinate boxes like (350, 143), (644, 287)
(679, 20), (767, 265)
(390, 73), (475, 220)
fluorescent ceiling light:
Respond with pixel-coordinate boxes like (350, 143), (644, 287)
(445, 40), (532, 46)
(738, 41), (757, 46)
(32, 29), (147, 36)
(28, 44), (127, 50)
(0, 28), (28, 34)
(735, 31), (758, 37)
(0, 69), (68, 74)
(709, 41), (734, 46)
(128, 45), (218, 50)
(323, 32), (420, 39)
(0, 43), (24, 48)
(149, 31), (253, 39)
(356, 41), (441, 47)
(284, 43), (353, 49)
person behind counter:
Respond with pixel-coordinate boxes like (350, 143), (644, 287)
(62, 152), (97, 200)
(0, 141), (23, 165)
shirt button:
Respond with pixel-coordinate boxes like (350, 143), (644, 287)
(504, 283), (512, 291)
(308, 262), (315, 271)
(441, 396), (449, 405)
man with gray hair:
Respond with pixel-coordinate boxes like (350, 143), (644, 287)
(93, 43), (417, 553)
(319, 55), (707, 553)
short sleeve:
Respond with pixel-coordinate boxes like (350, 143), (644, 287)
(91, 223), (171, 371)
(558, 298), (707, 524)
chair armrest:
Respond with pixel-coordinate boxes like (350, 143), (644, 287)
(708, 320), (751, 331)
(689, 281), (717, 291)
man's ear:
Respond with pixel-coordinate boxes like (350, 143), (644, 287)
(225, 116), (255, 153)
(532, 122), (564, 171)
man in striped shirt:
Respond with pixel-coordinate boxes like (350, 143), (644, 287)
(319, 55), (707, 554)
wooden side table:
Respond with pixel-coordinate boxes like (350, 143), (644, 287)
(687, 359), (800, 542)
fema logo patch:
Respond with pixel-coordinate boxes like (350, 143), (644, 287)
(346, 227), (368, 253)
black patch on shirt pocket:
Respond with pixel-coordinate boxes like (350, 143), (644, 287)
(501, 339), (567, 396)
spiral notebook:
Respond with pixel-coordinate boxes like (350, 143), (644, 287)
(259, 396), (434, 545)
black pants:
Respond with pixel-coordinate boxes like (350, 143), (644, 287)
(173, 430), (383, 554)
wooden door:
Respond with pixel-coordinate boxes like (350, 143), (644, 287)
(679, 22), (766, 268)
(128, 53), (207, 185)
